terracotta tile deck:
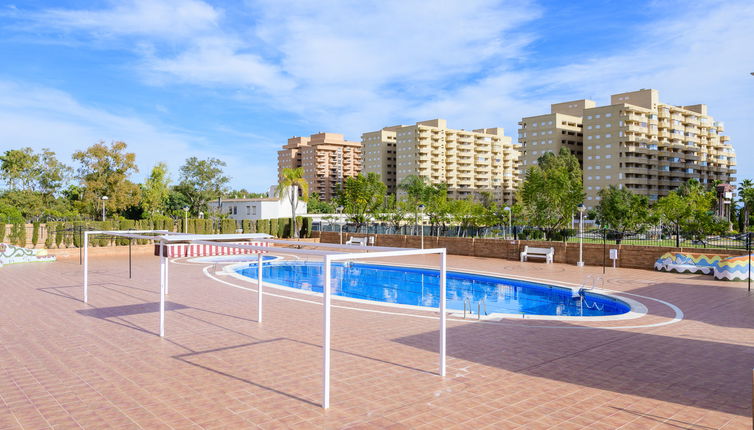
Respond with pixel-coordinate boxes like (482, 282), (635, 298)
(1, 251), (753, 429)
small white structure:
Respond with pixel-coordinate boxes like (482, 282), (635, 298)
(207, 187), (307, 221)
(520, 246), (555, 264)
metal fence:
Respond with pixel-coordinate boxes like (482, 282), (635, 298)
(314, 221), (751, 250)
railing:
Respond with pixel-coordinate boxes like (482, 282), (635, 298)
(313, 222), (750, 250)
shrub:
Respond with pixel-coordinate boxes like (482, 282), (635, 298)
(242, 219), (255, 233)
(32, 222), (40, 247)
(44, 222), (56, 248)
(301, 217), (312, 238)
(222, 219), (237, 234)
(269, 219), (278, 238)
(10, 222), (25, 246)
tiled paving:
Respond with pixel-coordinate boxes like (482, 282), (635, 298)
(1, 250), (753, 429)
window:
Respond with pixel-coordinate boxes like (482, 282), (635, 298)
(246, 206), (251, 215)
(605, 113), (612, 118)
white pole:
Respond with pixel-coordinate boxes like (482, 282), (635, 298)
(83, 231), (89, 303)
(160, 240), (166, 337)
(257, 253), (263, 323)
(322, 255), (332, 409)
(165, 246), (169, 295)
(439, 250), (447, 377)
(578, 211), (584, 267)
(421, 218), (424, 249)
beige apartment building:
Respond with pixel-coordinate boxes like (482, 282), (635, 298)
(277, 132), (362, 201)
(519, 89), (736, 209)
(363, 119), (520, 204)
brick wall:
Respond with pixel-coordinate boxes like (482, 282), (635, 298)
(312, 231), (749, 270)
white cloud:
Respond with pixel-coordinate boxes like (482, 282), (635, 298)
(35, 0), (221, 39)
(0, 80), (275, 190)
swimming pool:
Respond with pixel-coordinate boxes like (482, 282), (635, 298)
(236, 261), (630, 317)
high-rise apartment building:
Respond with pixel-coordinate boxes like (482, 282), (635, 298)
(519, 89), (736, 209)
(363, 119), (520, 204)
(277, 132), (362, 201)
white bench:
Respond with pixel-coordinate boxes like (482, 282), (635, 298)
(520, 246), (554, 264)
(345, 237), (368, 246)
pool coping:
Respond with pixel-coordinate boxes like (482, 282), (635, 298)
(215, 258), (650, 323)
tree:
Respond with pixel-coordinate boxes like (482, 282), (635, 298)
(337, 173), (387, 229)
(0, 148), (38, 191)
(141, 162), (171, 217)
(176, 157), (230, 214)
(448, 199), (484, 237)
(594, 186), (652, 243)
(275, 167), (309, 238)
(306, 193), (336, 214)
(738, 179), (754, 232)
(654, 179), (726, 247)
(72, 141), (140, 217)
(518, 148), (584, 239)
(374, 194), (409, 234)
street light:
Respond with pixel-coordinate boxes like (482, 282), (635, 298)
(101, 196), (109, 221)
(418, 204), (426, 249)
(183, 207), (189, 233)
(503, 206), (511, 240)
(577, 204), (586, 267)
(336, 206), (344, 244)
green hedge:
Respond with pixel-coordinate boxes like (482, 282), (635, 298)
(242, 219), (256, 233)
(221, 219), (236, 234)
(32, 222), (40, 247)
(10, 222), (25, 246)
(301, 217), (312, 238)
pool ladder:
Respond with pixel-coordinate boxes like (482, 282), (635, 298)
(577, 275), (604, 294)
(573, 275), (605, 311)
(463, 297), (487, 320)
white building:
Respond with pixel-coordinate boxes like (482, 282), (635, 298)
(207, 187), (307, 221)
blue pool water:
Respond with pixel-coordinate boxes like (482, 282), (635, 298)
(236, 261), (630, 317)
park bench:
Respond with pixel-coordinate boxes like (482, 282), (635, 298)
(520, 246), (554, 264)
(345, 237), (368, 246)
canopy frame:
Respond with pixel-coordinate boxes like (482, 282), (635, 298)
(82, 230), (447, 409)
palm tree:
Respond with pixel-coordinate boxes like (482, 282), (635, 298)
(275, 168), (309, 238)
(739, 179), (754, 231)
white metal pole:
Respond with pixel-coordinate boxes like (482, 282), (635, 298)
(83, 231), (89, 303)
(257, 253), (263, 323)
(439, 250), (447, 377)
(508, 211), (512, 240)
(578, 211), (584, 267)
(322, 256), (332, 409)
(165, 245), (169, 295)
(421, 219), (424, 249)
(159, 240), (166, 337)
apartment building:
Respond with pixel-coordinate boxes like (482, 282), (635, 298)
(519, 89), (736, 209)
(277, 132), (362, 201)
(363, 119), (520, 204)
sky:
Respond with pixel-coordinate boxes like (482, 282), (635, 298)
(0, 0), (753, 192)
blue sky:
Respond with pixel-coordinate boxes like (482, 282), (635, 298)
(1, 0), (753, 191)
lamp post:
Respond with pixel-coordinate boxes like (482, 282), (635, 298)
(101, 196), (108, 221)
(503, 206), (511, 240)
(199, 211), (204, 219)
(336, 206), (344, 244)
(418, 204), (426, 249)
(577, 204), (586, 267)
(183, 207), (189, 233)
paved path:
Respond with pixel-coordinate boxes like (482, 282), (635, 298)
(0, 251), (752, 429)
